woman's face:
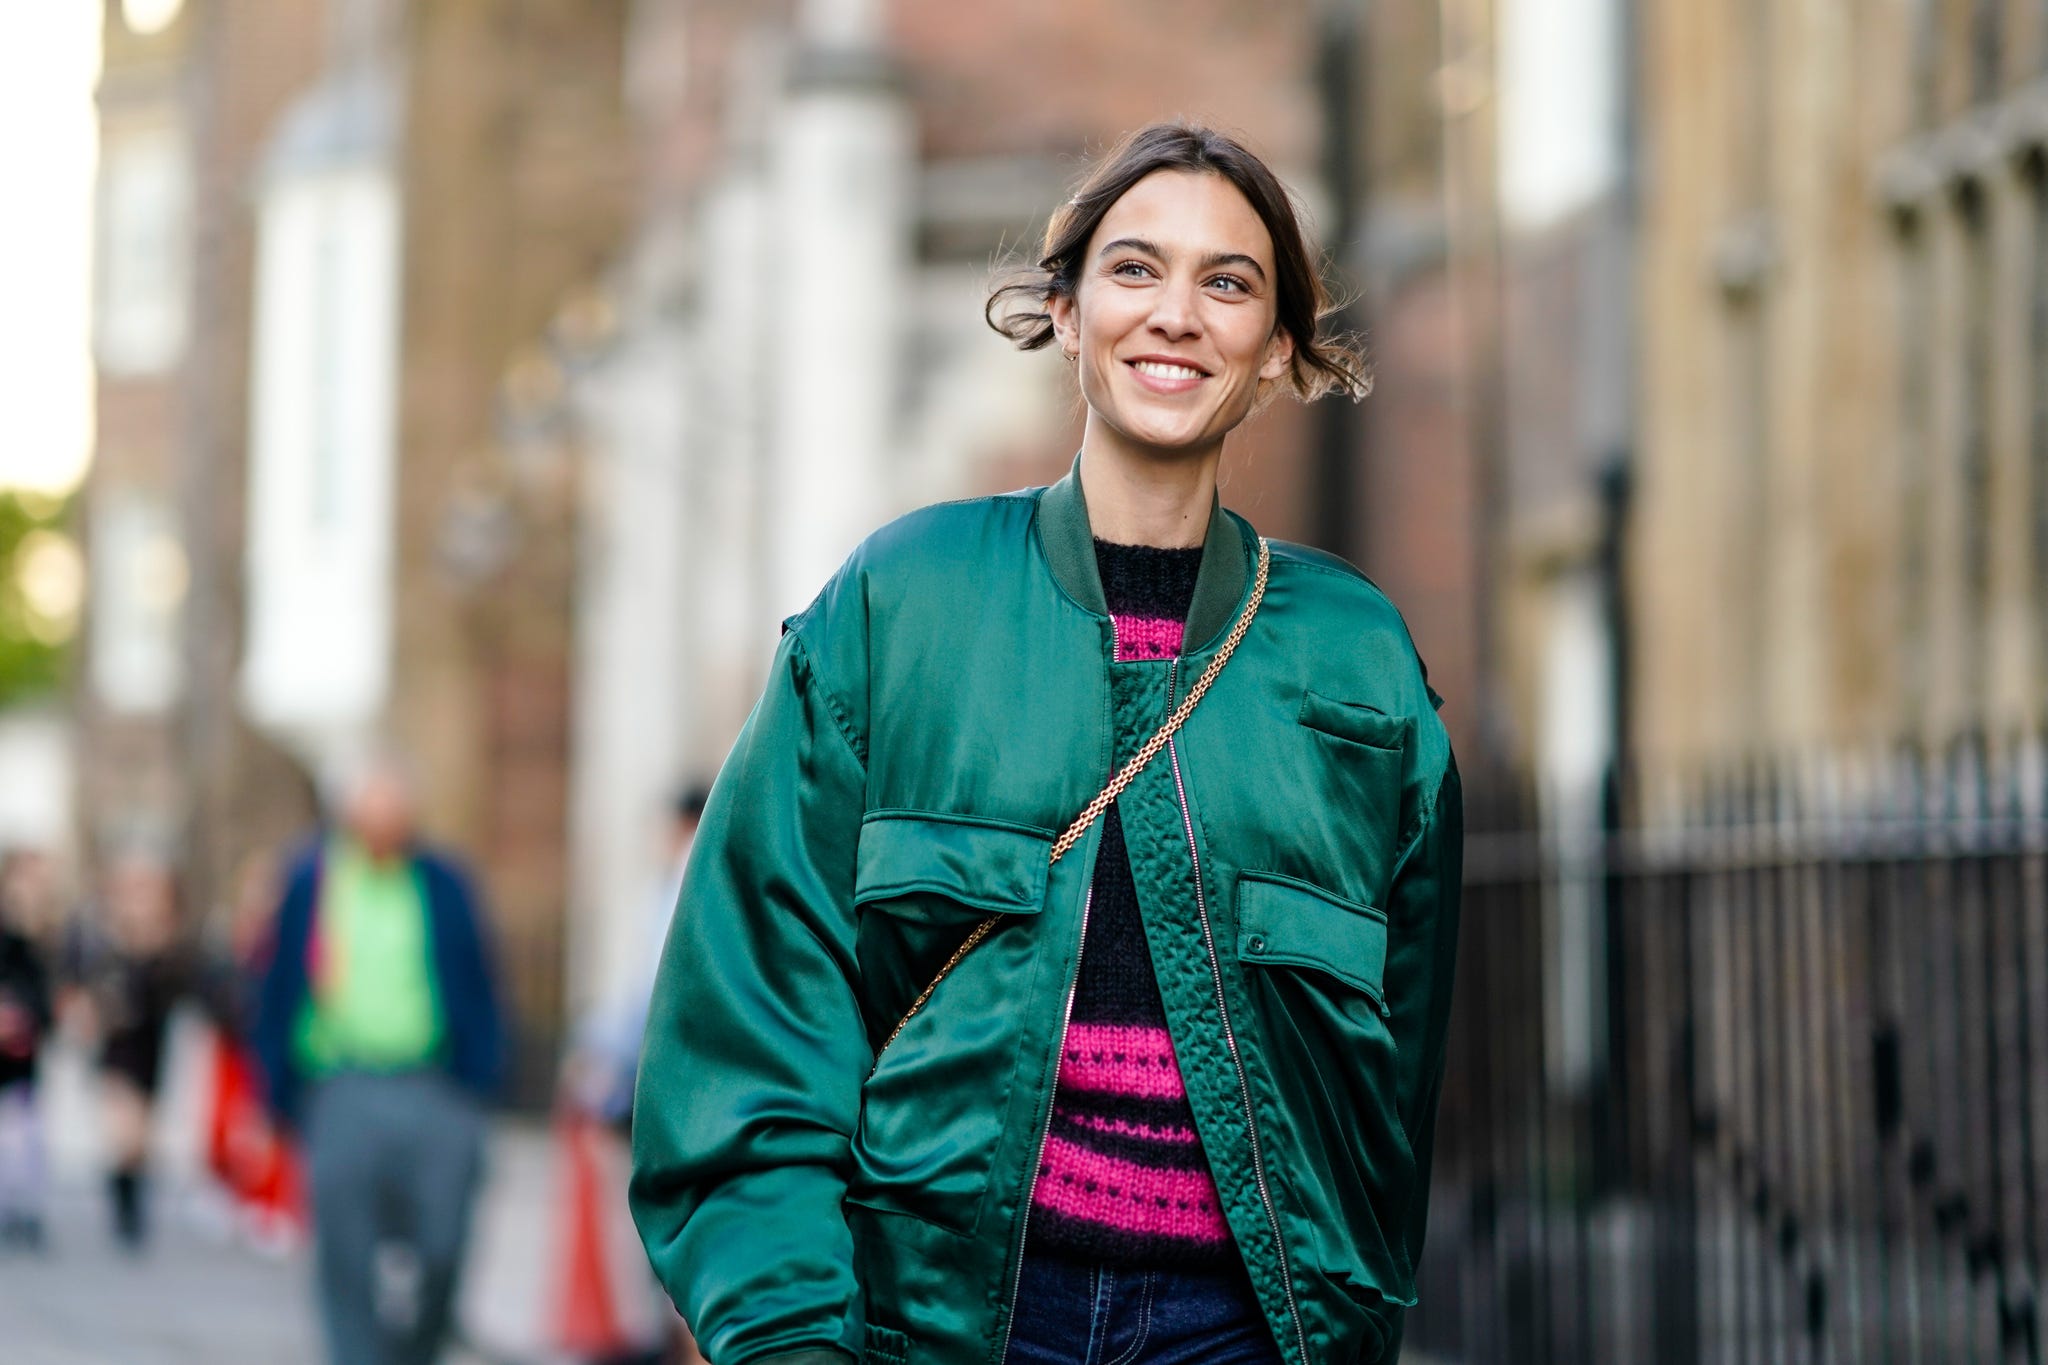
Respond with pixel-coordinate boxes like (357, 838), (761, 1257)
(106, 858), (175, 954)
(1049, 169), (1295, 464)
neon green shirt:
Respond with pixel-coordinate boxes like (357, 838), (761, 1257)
(293, 840), (443, 1075)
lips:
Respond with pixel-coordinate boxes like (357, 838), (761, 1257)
(1122, 354), (1213, 401)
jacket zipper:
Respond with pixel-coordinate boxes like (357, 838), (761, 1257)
(994, 886), (1090, 1365)
(1167, 663), (1311, 1365)
(1000, 615), (1115, 1359)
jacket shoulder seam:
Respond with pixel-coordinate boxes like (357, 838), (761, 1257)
(783, 624), (869, 771)
(1270, 551), (1447, 709)
(1265, 542), (1411, 614)
(1270, 551), (1387, 596)
(926, 489), (1038, 509)
(1391, 757), (1458, 873)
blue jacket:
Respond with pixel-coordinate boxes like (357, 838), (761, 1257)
(252, 837), (507, 1127)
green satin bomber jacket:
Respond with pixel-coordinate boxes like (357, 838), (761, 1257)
(629, 458), (1463, 1365)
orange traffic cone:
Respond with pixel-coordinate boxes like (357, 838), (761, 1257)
(554, 1114), (633, 1358)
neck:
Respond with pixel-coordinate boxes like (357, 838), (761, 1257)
(344, 835), (405, 868)
(1076, 417), (1221, 548)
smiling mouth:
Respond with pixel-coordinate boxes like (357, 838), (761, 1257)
(1129, 359), (1208, 381)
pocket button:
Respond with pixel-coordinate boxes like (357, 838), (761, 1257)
(1248, 934), (1268, 954)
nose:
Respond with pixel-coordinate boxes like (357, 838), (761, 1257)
(1146, 273), (1202, 341)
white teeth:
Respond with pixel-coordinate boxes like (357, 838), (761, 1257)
(1134, 360), (1203, 381)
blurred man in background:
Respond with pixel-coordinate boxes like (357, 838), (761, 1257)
(253, 756), (505, 1365)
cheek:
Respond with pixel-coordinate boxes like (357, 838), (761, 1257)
(1219, 314), (1281, 373)
(1076, 294), (1143, 348)
(1074, 307), (1137, 400)
(1077, 352), (1125, 417)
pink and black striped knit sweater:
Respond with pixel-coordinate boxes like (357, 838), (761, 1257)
(1026, 538), (1230, 1267)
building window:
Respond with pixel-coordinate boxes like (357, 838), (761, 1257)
(89, 488), (184, 714)
(240, 162), (401, 747)
(120, 0), (186, 37)
(95, 125), (191, 376)
(1495, 0), (1620, 231)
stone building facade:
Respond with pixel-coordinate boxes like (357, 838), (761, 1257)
(1634, 0), (2048, 768)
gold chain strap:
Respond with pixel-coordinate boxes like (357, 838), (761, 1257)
(874, 537), (1271, 1063)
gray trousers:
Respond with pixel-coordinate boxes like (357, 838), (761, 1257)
(304, 1071), (486, 1365)
(0, 1080), (43, 1219)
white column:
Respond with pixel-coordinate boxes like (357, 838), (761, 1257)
(565, 270), (693, 1018)
(797, 0), (880, 48)
(240, 159), (403, 776)
(688, 163), (777, 755)
(1536, 567), (1617, 1095)
(763, 46), (913, 620)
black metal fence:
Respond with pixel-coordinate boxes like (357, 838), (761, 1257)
(1408, 738), (2048, 1364)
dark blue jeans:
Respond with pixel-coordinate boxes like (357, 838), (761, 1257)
(1003, 1252), (1284, 1365)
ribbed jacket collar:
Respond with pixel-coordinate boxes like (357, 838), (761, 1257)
(1035, 451), (1250, 655)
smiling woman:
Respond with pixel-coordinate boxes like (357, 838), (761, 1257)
(630, 121), (1461, 1365)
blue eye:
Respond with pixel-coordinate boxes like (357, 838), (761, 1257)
(1111, 260), (1153, 279)
(1209, 275), (1249, 294)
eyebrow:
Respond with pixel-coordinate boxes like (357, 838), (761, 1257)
(1096, 237), (1269, 285)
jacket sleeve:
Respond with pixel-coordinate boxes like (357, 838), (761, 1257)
(20, 941), (52, 1031)
(1377, 753), (1463, 1362)
(629, 624), (869, 1365)
(251, 852), (320, 1130)
(429, 855), (508, 1102)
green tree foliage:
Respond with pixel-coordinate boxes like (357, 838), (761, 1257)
(0, 489), (79, 707)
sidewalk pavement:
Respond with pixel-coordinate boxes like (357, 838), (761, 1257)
(2, 1024), (644, 1365)
(8, 1024), (1459, 1365)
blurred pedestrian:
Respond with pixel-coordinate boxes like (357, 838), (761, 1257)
(252, 754), (505, 1365)
(0, 849), (55, 1251)
(560, 785), (706, 1128)
(556, 787), (708, 1365)
(202, 849), (304, 1253)
(630, 123), (1461, 1365)
(61, 849), (198, 1251)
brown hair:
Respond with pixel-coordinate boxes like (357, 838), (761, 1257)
(985, 122), (1370, 402)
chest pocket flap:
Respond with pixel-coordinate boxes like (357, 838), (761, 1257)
(1237, 871), (1389, 1007)
(855, 811), (1053, 919)
(1298, 689), (1410, 752)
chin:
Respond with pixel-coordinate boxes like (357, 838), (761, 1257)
(1110, 410), (1217, 454)
(1118, 429), (1213, 460)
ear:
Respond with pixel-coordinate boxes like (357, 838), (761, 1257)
(1047, 291), (1079, 357)
(1258, 326), (1296, 384)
